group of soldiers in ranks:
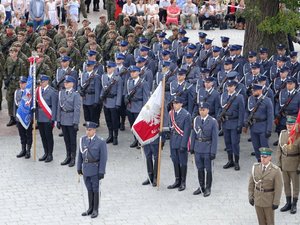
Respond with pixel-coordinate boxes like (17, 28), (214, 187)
(1, 13), (299, 220)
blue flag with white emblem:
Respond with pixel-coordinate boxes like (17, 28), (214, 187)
(16, 65), (33, 129)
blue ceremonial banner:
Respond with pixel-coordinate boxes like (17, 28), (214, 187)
(16, 66), (33, 129)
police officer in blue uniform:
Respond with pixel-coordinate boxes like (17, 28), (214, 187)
(274, 76), (300, 145)
(158, 50), (177, 72)
(77, 121), (107, 219)
(273, 67), (289, 105)
(83, 50), (105, 76)
(270, 44), (290, 64)
(176, 36), (189, 66)
(57, 76), (81, 167)
(258, 47), (273, 78)
(195, 32), (207, 55)
(219, 80), (245, 170)
(152, 32), (166, 58)
(182, 53), (200, 86)
(193, 76), (220, 119)
(243, 51), (264, 77)
(53, 56), (78, 90)
(100, 61), (123, 145)
(217, 59), (234, 92)
(115, 53), (129, 131)
(220, 36), (230, 58)
(206, 46), (223, 78)
(168, 96), (191, 191)
(79, 60), (102, 126)
(135, 56), (153, 92)
(15, 76), (33, 159)
(169, 68), (193, 114)
(258, 75), (275, 106)
(139, 45), (157, 75)
(244, 84), (274, 161)
(125, 65), (150, 148)
(269, 56), (286, 81)
(37, 75), (58, 163)
(116, 40), (135, 68)
(190, 102), (218, 197)
(197, 38), (212, 68)
(286, 51), (300, 77)
(244, 62), (262, 96)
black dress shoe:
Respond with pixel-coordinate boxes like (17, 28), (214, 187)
(130, 140), (138, 148)
(60, 157), (71, 166)
(167, 180), (180, 189)
(39, 154), (48, 161)
(68, 158), (75, 167)
(83, 123), (86, 127)
(45, 155), (53, 163)
(203, 188), (211, 197)
(142, 179), (151, 185)
(178, 184), (186, 191)
(106, 136), (113, 144)
(113, 137), (118, 145)
(6, 117), (16, 126)
(251, 152), (256, 156)
(218, 130), (224, 136)
(248, 138), (252, 142)
(25, 151), (31, 159)
(273, 140), (279, 146)
(16, 148), (26, 158)
(58, 132), (64, 137)
(193, 188), (202, 195)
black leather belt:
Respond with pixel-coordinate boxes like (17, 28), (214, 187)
(196, 138), (212, 142)
(282, 152), (300, 157)
(255, 187), (274, 192)
(62, 109), (74, 113)
(86, 91), (95, 95)
(84, 159), (99, 163)
(252, 118), (267, 123)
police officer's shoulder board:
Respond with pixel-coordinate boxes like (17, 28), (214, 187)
(271, 163), (280, 170)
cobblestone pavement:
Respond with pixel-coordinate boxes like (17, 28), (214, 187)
(1, 8), (300, 225)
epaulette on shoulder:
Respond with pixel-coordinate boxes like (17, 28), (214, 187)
(253, 162), (260, 166)
(271, 164), (279, 170)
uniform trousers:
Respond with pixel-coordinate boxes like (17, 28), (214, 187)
(126, 111), (139, 127)
(282, 170), (299, 198)
(170, 148), (188, 166)
(195, 153), (212, 172)
(255, 206), (274, 225)
(223, 128), (240, 156)
(61, 125), (77, 157)
(83, 104), (99, 124)
(144, 143), (158, 161)
(104, 106), (119, 130)
(119, 96), (127, 121)
(17, 122), (33, 146)
(84, 175), (99, 192)
(250, 129), (269, 161)
(38, 122), (54, 154)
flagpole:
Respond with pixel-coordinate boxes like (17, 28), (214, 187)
(157, 76), (166, 189)
(31, 52), (38, 161)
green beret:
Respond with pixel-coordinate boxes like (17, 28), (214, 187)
(259, 147), (272, 156)
(27, 21), (34, 27)
(44, 20), (50, 25)
(286, 116), (296, 124)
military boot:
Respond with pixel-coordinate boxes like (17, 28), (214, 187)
(168, 163), (181, 189)
(290, 198), (297, 214)
(178, 166), (187, 191)
(113, 130), (118, 145)
(16, 144), (26, 158)
(203, 171), (212, 197)
(152, 159), (158, 187)
(280, 196), (292, 212)
(142, 158), (153, 185)
(106, 130), (113, 143)
(25, 144), (31, 159)
(82, 191), (94, 216)
(193, 170), (205, 195)
(120, 117), (125, 131)
(39, 150), (48, 161)
(223, 153), (234, 169)
(91, 192), (99, 218)
(234, 155), (240, 171)
(68, 152), (76, 167)
(7, 116), (16, 126)
(45, 149), (53, 163)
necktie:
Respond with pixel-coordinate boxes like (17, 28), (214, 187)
(262, 166), (266, 174)
(66, 91), (69, 95)
(201, 119), (204, 124)
(175, 112), (178, 118)
(288, 92), (291, 98)
(228, 95), (231, 101)
(42, 88), (44, 94)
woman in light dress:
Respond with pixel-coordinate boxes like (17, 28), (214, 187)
(13, 0), (26, 16)
(46, 0), (60, 26)
(146, 0), (160, 29)
(136, 0), (146, 26)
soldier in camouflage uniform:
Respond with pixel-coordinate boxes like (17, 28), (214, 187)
(67, 37), (82, 72)
(103, 30), (118, 62)
(0, 24), (17, 57)
(53, 24), (66, 48)
(168, 26), (179, 42)
(119, 17), (135, 39)
(127, 33), (136, 54)
(110, 36), (124, 61)
(106, 0), (116, 22)
(77, 26), (92, 52)
(82, 33), (99, 55)
(100, 21), (118, 47)
(15, 15), (27, 34)
(17, 31), (31, 57)
(44, 20), (57, 39)
(95, 15), (109, 46)
(25, 22), (39, 48)
(84, 41), (102, 62)
(133, 25), (144, 42)
(75, 19), (91, 39)
(32, 26), (51, 50)
(12, 42), (29, 71)
(42, 36), (58, 73)
(36, 43), (55, 74)
(36, 53), (53, 80)
(57, 29), (79, 50)
(4, 47), (26, 126)
(144, 24), (156, 48)
(57, 47), (68, 69)
(0, 51), (5, 110)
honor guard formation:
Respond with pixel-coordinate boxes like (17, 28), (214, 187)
(1, 1), (299, 223)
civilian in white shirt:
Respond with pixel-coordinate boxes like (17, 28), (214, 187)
(2, 0), (12, 22)
(180, 0), (198, 30)
(158, 0), (170, 23)
(198, 1), (216, 29)
(119, 0), (137, 26)
(0, 4), (6, 23)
